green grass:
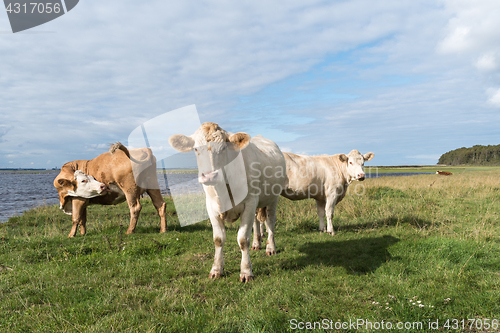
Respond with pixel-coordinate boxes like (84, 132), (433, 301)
(370, 165), (500, 174)
(1, 169), (500, 332)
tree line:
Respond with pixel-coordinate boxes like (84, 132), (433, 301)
(438, 144), (500, 166)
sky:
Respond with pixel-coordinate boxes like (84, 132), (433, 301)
(1, 0), (500, 168)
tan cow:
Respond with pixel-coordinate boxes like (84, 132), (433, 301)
(436, 170), (452, 176)
(54, 143), (167, 237)
(276, 150), (374, 235)
(169, 122), (287, 282)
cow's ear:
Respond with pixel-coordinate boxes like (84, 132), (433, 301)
(169, 134), (195, 152)
(338, 154), (348, 162)
(58, 178), (74, 187)
(228, 132), (250, 149)
(363, 152), (374, 162)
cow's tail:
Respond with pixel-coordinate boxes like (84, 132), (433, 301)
(110, 142), (155, 165)
(109, 142), (131, 158)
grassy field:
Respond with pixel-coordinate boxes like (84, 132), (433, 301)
(1, 168), (500, 332)
(367, 165), (500, 174)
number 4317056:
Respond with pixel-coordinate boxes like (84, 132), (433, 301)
(6, 2), (62, 14)
(444, 319), (498, 330)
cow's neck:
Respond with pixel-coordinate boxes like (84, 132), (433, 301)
(68, 160), (90, 175)
(332, 155), (353, 185)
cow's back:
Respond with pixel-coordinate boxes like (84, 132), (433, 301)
(87, 148), (133, 185)
(282, 153), (346, 201)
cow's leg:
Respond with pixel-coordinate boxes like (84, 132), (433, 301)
(257, 207), (266, 239)
(79, 206), (88, 235)
(325, 195), (337, 235)
(147, 189), (167, 233)
(69, 198), (87, 238)
(264, 199), (278, 256)
(316, 200), (326, 232)
(209, 214), (226, 279)
(125, 190), (142, 234)
(238, 205), (257, 282)
(251, 214), (262, 251)
(252, 207), (267, 250)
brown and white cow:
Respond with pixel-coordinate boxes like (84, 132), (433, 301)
(169, 122), (287, 282)
(276, 150), (374, 235)
(436, 170), (452, 176)
(54, 143), (167, 237)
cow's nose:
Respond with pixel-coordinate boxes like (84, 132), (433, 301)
(199, 171), (219, 184)
(358, 173), (365, 180)
(100, 184), (107, 191)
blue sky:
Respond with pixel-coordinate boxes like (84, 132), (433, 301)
(1, 0), (500, 168)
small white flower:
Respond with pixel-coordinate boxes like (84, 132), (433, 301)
(419, 304), (424, 308)
(412, 302), (416, 305)
(417, 301), (421, 303)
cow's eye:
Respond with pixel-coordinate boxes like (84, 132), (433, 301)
(194, 147), (198, 152)
(81, 179), (87, 183)
(349, 162), (353, 165)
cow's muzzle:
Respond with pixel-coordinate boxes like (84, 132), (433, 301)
(357, 173), (365, 181)
(99, 184), (110, 194)
(199, 171), (219, 185)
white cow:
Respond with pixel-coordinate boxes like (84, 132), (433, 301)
(169, 122), (287, 282)
(278, 150), (374, 235)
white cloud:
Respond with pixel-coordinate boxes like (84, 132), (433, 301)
(475, 53), (498, 71)
(439, 0), (500, 55)
(487, 88), (500, 107)
(438, 25), (471, 54)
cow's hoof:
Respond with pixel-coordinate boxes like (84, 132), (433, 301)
(239, 274), (254, 283)
(251, 245), (261, 251)
(327, 231), (336, 235)
(266, 249), (276, 256)
(209, 271), (222, 279)
(126, 229), (135, 235)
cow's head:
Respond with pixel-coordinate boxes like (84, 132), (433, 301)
(339, 150), (374, 181)
(169, 122), (250, 186)
(54, 170), (108, 214)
